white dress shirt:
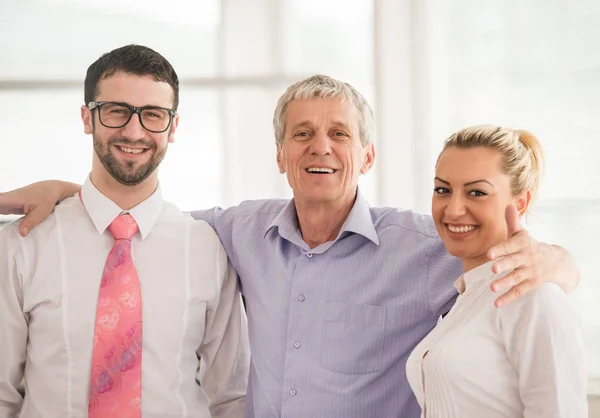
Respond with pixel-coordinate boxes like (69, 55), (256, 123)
(0, 177), (250, 418)
(406, 260), (588, 418)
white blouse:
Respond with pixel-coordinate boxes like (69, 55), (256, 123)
(406, 260), (588, 417)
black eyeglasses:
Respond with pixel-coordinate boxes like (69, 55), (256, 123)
(88, 101), (176, 133)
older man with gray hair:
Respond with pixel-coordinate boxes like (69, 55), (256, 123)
(0, 74), (580, 418)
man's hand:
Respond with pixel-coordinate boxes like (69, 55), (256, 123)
(0, 180), (81, 237)
(488, 205), (579, 307)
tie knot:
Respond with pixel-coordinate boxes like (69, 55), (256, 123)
(108, 214), (139, 241)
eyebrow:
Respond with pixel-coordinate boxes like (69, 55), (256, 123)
(330, 120), (352, 130)
(434, 177), (495, 188)
(289, 121), (312, 132)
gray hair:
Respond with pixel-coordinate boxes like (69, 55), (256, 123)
(273, 74), (373, 147)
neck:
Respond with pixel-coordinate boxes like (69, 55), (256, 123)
(461, 254), (490, 273)
(295, 191), (357, 249)
(90, 170), (158, 210)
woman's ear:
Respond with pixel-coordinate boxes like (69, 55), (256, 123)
(514, 190), (531, 217)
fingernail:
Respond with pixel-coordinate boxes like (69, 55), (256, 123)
(22, 227), (29, 236)
(496, 300), (503, 308)
(489, 251), (496, 259)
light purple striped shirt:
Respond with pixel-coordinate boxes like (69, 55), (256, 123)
(192, 191), (462, 418)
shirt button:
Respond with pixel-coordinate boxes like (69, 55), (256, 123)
(289, 389), (297, 396)
(297, 295), (305, 302)
(306, 253), (313, 258)
(293, 341), (301, 348)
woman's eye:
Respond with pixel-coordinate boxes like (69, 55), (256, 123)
(469, 190), (486, 197)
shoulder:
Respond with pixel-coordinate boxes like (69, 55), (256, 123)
(230, 198), (289, 218)
(25, 195), (82, 242)
(158, 202), (227, 257)
(370, 206), (439, 238)
(160, 199), (220, 239)
(192, 199), (289, 225)
(498, 280), (578, 326)
(0, 221), (23, 245)
(370, 206), (454, 265)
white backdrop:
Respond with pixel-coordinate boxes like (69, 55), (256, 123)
(1, 0), (598, 395)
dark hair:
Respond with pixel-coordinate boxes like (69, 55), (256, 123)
(84, 44), (179, 110)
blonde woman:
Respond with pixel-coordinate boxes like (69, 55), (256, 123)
(406, 125), (588, 417)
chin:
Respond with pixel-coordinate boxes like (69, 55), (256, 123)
(443, 243), (477, 259)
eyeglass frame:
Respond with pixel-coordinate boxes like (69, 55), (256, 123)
(87, 101), (177, 133)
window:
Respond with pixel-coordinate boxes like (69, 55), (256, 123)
(2, 0), (596, 395)
(0, 0), (376, 210)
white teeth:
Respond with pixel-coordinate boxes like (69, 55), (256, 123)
(118, 146), (145, 154)
(307, 167), (334, 173)
(448, 225), (476, 234)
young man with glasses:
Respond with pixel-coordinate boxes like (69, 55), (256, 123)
(0, 45), (249, 418)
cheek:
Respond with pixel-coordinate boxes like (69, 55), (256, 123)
(431, 198), (443, 216)
(431, 202), (445, 231)
(477, 202), (509, 239)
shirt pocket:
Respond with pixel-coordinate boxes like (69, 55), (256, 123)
(320, 301), (386, 374)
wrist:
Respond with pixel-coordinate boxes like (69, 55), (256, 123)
(45, 180), (81, 203)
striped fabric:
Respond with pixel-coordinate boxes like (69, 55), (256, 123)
(192, 191), (463, 418)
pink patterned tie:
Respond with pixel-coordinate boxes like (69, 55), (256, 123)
(88, 214), (142, 418)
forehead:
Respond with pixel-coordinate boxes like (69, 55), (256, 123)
(436, 147), (504, 179)
(285, 97), (359, 128)
(95, 71), (174, 108)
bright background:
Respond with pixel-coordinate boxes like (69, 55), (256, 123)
(1, 0), (599, 408)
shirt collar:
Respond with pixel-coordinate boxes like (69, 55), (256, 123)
(454, 259), (498, 294)
(264, 189), (380, 247)
(80, 175), (163, 240)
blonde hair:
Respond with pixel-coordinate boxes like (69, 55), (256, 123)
(439, 124), (545, 204)
(273, 74), (373, 147)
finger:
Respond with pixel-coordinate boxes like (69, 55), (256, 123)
(487, 229), (529, 260)
(505, 204), (520, 237)
(490, 268), (528, 292)
(494, 279), (535, 307)
(18, 206), (51, 237)
(491, 253), (528, 275)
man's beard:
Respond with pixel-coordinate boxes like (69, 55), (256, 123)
(93, 134), (166, 186)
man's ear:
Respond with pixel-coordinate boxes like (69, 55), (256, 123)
(168, 114), (180, 143)
(276, 144), (285, 174)
(360, 143), (375, 174)
(81, 105), (93, 134)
